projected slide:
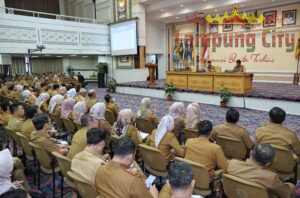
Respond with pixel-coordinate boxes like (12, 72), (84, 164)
(110, 20), (137, 56)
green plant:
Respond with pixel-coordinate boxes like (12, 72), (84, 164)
(220, 87), (232, 103)
(165, 83), (176, 97)
(107, 78), (117, 93)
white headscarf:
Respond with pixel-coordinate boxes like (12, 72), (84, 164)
(155, 115), (174, 147)
(21, 89), (32, 102)
(89, 102), (106, 120)
(116, 109), (135, 135)
(61, 98), (76, 119)
(48, 94), (64, 114)
(35, 92), (50, 107)
(73, 101), (87, 124)
(0, 149), (14, 195)
(14, 84), (23, 92)
(169, 102), (185, 119)
(137, 98), (152, 117)
(66, 88), (77, 99)
(185, 103), (201, 129)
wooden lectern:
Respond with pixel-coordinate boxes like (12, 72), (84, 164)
(146, 63), (158, 85)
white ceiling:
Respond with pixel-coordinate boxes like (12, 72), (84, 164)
(140, 0), (300, 23)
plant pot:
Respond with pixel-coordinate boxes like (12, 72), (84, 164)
(166, 95), (173, 101)
(220, 101), (227, 107)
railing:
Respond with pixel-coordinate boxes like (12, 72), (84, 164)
(1, 7), (109, 24)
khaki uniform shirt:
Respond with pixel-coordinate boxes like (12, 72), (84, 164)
(21, 119), (35, 139)
(71, 148), (106, 185)
(173, 117), (185, 140)
(227, 159), (295, 198)
(211, 122), (254, 150)
(30, 130), (61, 153)
(0, 112), (11, 126)
(7, 116), (24, 132)
(86, 98), (97, 110)
(67, 127), (88, 159)
(95, 161), (152, 198)
(126, 124), (142, 146)
(146, 130), (184, 161)
(106, 102), (119, 119)
(255, 123), (300, 157)
(185, 137), (228, 172)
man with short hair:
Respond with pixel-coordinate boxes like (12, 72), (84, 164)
(71, 128), (108, 185)
(227, 144), (295, 198)
(20, 106), (37, 139)
(185, 120), (228, 175)
(95, 137), (158, 198)
(211, 108), (254, 151)
(31, 114), (67, 154)
(104, 94), (119, 119)
(159, 161), (203, 198)
(256, 107), (300, 157)
(7, 103), (25, 132)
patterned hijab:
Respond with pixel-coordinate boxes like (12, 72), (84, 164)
(155, 115), (174, 147)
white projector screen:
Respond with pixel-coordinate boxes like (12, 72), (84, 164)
(110, 20), (138, 56)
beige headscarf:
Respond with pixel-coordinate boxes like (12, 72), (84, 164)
(155, 115), (174, 147)
(48, 94), (64, 114)
(169, 102), (185, 119)
(61, 98), (76, 119)
(116, 109), (136, 135)
(185, 103), (201, 129)
(137, 98), (152, 118)
(0, 149), (14, 195)
(73, 101), (87, 124)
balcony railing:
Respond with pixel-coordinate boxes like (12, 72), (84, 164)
(1, 6), (109, 24)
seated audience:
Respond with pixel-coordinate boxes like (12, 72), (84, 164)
(255, 107), (300, 157)
(86, 89), (97, 110)
(114, 109), (142, 145)
(146, 115), (184, 161)
(211, 108), (254, 151)
(105, 94), (119, 119)
(65, 88), (77, 99)
(71, 128), (108, 185)
(137, 97), (158, 125)
(185, 103), (201, 130)
(7, 103), (25, 132)
(49, 83), (59, 96)
(48, 94), (64, 116)
(0, 100), (11, 126)
(227, 144), (295, 198)
(35, 92), (50, 113)
(72, 101), (87, 125)
(185, 120), (228, 175)
(31, 113), (68, 154)
(60, 98), (76, 119)
(75, 88), (87, 102)
(159, 161), (203, 198)
(89, 102), (113, 134)
(20, 106), (37, 139)
(95, 137), (158, 198)
(169, 102), (186, 144)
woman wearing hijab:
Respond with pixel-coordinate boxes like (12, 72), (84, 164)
(35, 92), (50, 113)
(66, 88), (77, 99)
(61, 98), (76, 119)
(89, 102), (112, 134)
(169, 102), (186, 144)
(185, 103), (201, 130)
(114, 109), (142, 145)
(48, 94), (64, 115)
(146, 115), (185, 161)
(137, 98), (158, 125)
(72, 101), (88, 126)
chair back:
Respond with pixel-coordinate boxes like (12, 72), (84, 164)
(136, 118), (157, 134)
(223, 174), (269, 198)
(16, 132), (33, 158)
(271, 145), (297, 173)
(175, 157), (210, 190)
(52, 151), (71, 178)
(138, 144), (168, 175)
(67, 171), (98, 198)
(215, 135), (248, 160)
(184, 128), (199, 140)
(29, 142), (52, 170)
(62, 119), (76, 134)
(105, 110), (116, 126)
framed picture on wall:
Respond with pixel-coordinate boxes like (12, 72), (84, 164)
(223, 24), (233, 32)
(114, 0), (131, 21)
(209, 24), (218, 33)
(263, 10), (277, 27)
(282, 10), (297, 26)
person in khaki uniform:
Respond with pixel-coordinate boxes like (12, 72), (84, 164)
(105, 94), (119, 119)
(86, 89), (97, 110)
(67, 126), (88, 159)
(169, 102), (186, 144)
(211, 108), (254, 151)
(95, 137), (158, 198)
(75, 88), (87, 102)
(137, 98), (159, 126)
(71, 128), (108, 185)
(255, 107), (300, 157)
(31, 114), (68, 155)
(7, 103), (25, 132)
(185, 120), (228, 175)
(146, 115), (185, 161)
(227, 144), (295, 198)
(0, 101), (11, 126)
(20, 106), (37, 139)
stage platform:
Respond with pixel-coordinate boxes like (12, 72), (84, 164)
(117, 80), (300, 116)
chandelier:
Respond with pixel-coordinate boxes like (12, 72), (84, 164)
(205, 7), (264, 25)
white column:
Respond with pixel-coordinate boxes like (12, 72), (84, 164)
(0, 0), (5, 13)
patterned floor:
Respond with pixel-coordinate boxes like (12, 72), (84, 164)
(118, 80), (300, 102)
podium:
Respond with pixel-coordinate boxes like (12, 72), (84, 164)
(146, 63), (158, 85)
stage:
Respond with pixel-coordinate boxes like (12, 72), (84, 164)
(117, 80), (300, 116)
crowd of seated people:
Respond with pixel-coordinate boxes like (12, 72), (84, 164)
(0, 73), (299, 198)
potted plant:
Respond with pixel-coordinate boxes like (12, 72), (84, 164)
(165, 83), (176, 101)
(220, 87), (232, 107)
(107, 78), (117, 93)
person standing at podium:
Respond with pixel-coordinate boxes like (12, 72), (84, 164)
(226, 59), (245, 73)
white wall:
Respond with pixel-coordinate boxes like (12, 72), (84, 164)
(132, 0), (146, 46)
(63, 0), (94, 19)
